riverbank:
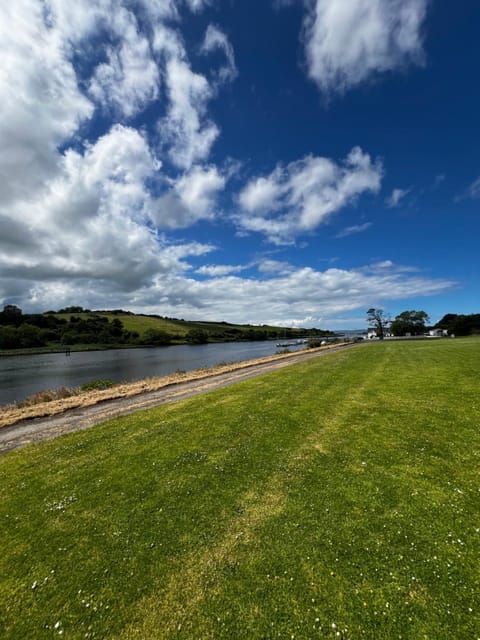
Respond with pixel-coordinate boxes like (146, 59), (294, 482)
(0, 343), (353, 433)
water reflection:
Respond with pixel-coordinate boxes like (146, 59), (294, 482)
(0, 341), (306, 405)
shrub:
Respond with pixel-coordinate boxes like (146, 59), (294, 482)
(141, 329), (172, 346)
(80, 379), (115, 392)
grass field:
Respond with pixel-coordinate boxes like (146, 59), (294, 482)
(0, 339), (479, 639)
(54, 312), (299, 341)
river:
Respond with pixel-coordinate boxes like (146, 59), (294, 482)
(0, 341), (308, 406)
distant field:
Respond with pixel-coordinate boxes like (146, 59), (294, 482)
(0, 338), (478, 638)
(54, 312), (300, 340)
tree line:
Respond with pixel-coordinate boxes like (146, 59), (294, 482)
(0, 305), (334, 351)
(367, 308), (480, 337)
(0, 305), (138, 349)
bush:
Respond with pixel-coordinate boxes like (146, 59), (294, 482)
(80, 379), (115, 392)
(186, 329), (209, 344)
(141, 329), (172, 346)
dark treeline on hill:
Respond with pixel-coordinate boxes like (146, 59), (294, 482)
(0, 305), (333, 351)
(0, 305), (138, 349)
(435, 313), (480, 336)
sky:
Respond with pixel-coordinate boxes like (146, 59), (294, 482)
(0, 0), (479, 329)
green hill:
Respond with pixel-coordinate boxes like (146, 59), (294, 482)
(0, 305), (333, 353)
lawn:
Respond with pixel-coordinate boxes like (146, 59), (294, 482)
(0, 339), (478, 639)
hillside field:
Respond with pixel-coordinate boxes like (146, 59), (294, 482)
(0, 338), (478, 638)
(54, 311), (303, 341)
(1, 306), (331, 355)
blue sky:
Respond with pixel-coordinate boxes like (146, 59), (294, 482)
(0, 0), (478, 329)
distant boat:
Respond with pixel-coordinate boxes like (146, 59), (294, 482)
(276, 340), (306, 347)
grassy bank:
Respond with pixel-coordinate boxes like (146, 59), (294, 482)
(0, 339), (478, 638)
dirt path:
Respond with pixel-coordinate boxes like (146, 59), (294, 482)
(0, 344), (355, 454)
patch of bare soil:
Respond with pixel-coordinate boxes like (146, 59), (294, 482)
(0, 343), (354, 453)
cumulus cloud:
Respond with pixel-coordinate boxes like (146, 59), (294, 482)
(159, 58), (220, 169)
(152, 164), (226, 228)
(0, 2), (94, 204)
(0, 0), (233, 310)
(302, 0), (428, 95)
(174, 165), (225, 217)
(88, 8), (160, 117)
(0, 124), (215, 294)
(237, 147), (382, 243)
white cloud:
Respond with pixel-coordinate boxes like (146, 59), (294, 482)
(0, 125), (216, 291)
(113, 260), (456, 327)
(151, 164), (226, 228)
(385, 187), (410, 208)
(0, 2), (94, 204)
(336, 222), (372, 238)
(237, 147), (382, 243)
(197, 264), (246, 276)
(175, 165), (225, 217)
(239, 174), (283, 212)
(185, 0), (214, 13)
(257, 259), (295, 275)
(159, 58), (220, 169)
(0, 1), (232, 275)
(201, 25), (238, 85)
(0, 1), (455, 328)
(302, 0), (428, 95)
(88, 8), (160, 118)
(0, 0), (226, 195)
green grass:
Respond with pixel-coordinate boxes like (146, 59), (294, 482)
(54, 312), (294, 340)
(0, 338), (479, 639)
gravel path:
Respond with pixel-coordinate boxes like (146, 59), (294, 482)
(0, 344), (355, 454)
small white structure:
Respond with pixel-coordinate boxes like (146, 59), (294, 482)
(428, 329), (448, 337)
(367, 329), (392, 339)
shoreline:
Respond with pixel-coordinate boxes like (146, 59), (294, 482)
(0, 343), (355, 438)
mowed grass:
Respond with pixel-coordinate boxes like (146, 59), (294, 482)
(0, 339), (479, 639)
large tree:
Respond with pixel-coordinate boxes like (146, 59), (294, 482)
(390, 310), (430, 336)
(366, 308), (389, 339)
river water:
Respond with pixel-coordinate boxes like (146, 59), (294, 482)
(0, 341), (307, 406)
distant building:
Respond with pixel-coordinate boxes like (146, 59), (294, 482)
(367, 329), (392, 339)
(428, 329), (449, 337)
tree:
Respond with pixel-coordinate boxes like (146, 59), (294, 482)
(141, 329), (171, 346)
(0, 304), (23, 327)
(366, 308), (389, 339)
(186, 329), (209, 344)
(390, 310), (430, 336)
(436, 313), (480, 336)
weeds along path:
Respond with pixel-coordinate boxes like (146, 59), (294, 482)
(0, 343), (357, 453)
